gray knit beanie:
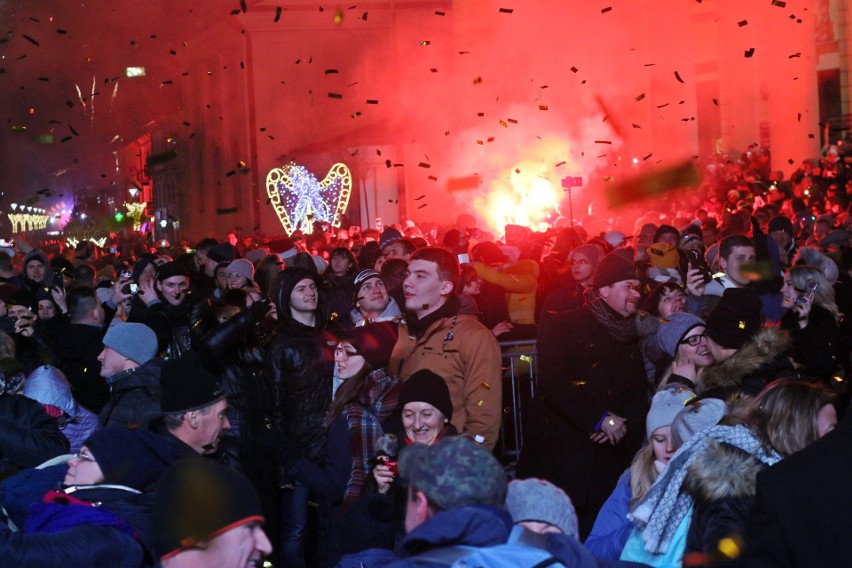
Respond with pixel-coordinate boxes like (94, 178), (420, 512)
(646, 386), (697, 439)
(103, 322), (158, 365)
(657, 312), (705, 357)
(506, 478), (578, 538)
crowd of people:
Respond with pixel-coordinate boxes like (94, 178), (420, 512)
(0, 143), (849, 566)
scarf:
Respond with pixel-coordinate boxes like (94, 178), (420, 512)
(584, 288), (638, 343)
(405, 294), (461, 338)
(344, 368), (401, 500)
(628, 424), (781, 554)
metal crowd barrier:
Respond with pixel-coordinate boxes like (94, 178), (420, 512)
(497, 339), (538, 464)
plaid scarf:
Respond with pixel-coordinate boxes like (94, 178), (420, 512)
(628, 424), (781, 554)
(343, 368), (401, 500)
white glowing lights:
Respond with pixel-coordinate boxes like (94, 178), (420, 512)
(265, 162), (352, 235)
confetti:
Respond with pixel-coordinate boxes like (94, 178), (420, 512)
(430, 68), (438, 73)
(555, 161), (566, 168)
(56, 29), (67, 35)
(643, 153), (653, 160)
(712, 98), (718, 106)
(657, 103), (669, 108)
(772, 0), (786, 6)
(361, 12), (368, 20)
(274, 6), (282, 22)
(69, 125), (79, 136)
(674, 71), (685, 83)
(240, 0), (247, 13)
(788, 158), (795, 164)
(738, 20), (748, 27)
(473, 76), (482, 84)
(351, 111), (361, 118)
(60, 136), (72, 143)
(428, 175), (438, 181)
(744, 48), (755, 58)
(635, 93), (646, 102)
(499, 8), (514, 13)
(419, 40), (431, 46)
(797, 113), (801, 122)
(570, 66), (578, 73)
(632, 123), (642, 129)
(418, 163), (431, 169)
(324, 69), (339, 75)
(499, 120), (507, 128)
(788, 52), (801, 58)
(366, 99), (379, 104)
(414, 194), (427, 200)
(328, 92), (343, 99)
(435, 11), (445, 16)
(225, 170), (236, 177)
(417, 203), (428, 209)
(22, 35), (40, 46)
(508, 118), (518, 124)
(385, 159), (392, 168)
(602, 6), (612, 13)
(480, 382), (491, 390)
(538, 104), (548, 111)
(595, 140), (612, 144)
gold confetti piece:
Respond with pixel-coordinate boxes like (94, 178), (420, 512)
(603, 176), (615, 182)
(519, 355), (532, 363)
(480, 382), (491, 390)
(499, 120), (507, 128)
(419, 40), (431, 46)
(571, 380), (587, 386)
(477, 400), (484, 406)
(351, 111), (361, 118)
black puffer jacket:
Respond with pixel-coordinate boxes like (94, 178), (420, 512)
(0, 393), (69, 479)
(267, 268), (337, 464)
(99, 359), (163, 430)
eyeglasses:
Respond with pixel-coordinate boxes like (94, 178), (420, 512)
(680, 334), (705, 347)
(334, 345), (360, 359)
(72, 450), (96, 463)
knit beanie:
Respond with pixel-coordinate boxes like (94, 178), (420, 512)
(657, 312), (706, 357)
(103, 322), (158, 365)
(653, 224), (680, 244)
(23, 250), (49, 272)
(672, 398), (728, 448)
(225, 259), (254, 282)
(152, 457), (265, 560)
(570, 244), (602, 273)
(593, 251), (638, 288)
(131, 257), (157, 283)
(379, 227), (403, 250)
(646, 386), (697, 439)
(398, 437), (506, 510)
(398, 369), (453, 420)
(159, 352), (225, 413)
(156, 261), (190, 282)
(648, 242), (680, 269)
(506, 478), (578, 538)
(768, 216), (794, 238)
(206, 243), (238, 264)
(352, 269), (383, 304)
(85, 428), (183, 491)
(357, 241), (382, 271)
(345, 322), (398, 370)
(705, 288), (763, 350)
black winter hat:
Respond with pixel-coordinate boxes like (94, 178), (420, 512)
(345, 322), (398, 370)
(274, 267), (319, 315)
(156, 261), (190, 282)
(768, 216), (794, 238)
(206, 243), (238, 264)
(159, 352), (225, 413)
(152, 457), (265, 560)
(593, 251), (638, 288)
(84, 428), (183, 491)
(653, 224), (681, 244)
(399, 369), (453, 420)
(705, 288), (763, 350)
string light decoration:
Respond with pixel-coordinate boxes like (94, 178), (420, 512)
(7, 212), (49, 232)
(265, 162), (352, 235)
(125, 201), (147, 231)
(66, 237), (108, 249)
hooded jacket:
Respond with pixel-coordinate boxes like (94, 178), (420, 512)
(98, 359), (163, 430)
(684, 440), (766, 567)
(266, 268), (337, 464)
(699, 327), (796, 404)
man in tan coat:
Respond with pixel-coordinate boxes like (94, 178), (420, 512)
(389, 247), (502, 449)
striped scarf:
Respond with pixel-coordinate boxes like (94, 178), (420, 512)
(343, 368), (401, 500)
(628, 424), (781, 554)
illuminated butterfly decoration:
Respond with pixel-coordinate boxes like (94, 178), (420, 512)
(265, 162), (352, 235)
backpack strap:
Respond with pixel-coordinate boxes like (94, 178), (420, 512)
(407, 545), (476, 566)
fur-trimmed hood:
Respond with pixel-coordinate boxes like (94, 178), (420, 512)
(685, 440), (766, 503)
(700, 326), (793, 396)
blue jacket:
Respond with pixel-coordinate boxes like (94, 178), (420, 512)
(586, 469), (634, 560)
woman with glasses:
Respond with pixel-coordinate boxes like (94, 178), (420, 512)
(655, 312), (715, 391)
(0, 427), (184, 567)
(267, 322), (400, 568)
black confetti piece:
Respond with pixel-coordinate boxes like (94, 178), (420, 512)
(417, 203), (428, 209)
(414, 194), (426, 200)
(744, 48), (755, 58)
(789, 52), (801, 58)
(325, 69), (339, 74)
(601, 7), (612, 13)
(738, 20), (748, 27)
(230, 9), (241, 15)
(772, 0), (786, 6)
(69, 125), (79, 136)
(435, 11), (445, 16)
(712, 99), (718, 106)
(418, 163), (431, 169)
(499, 8), (514, 13)
(60, 136), (72, 143)
(635, 93), (646, 101)
(643, 153), (653, 160)
(428, 176), (438, 181)
(226, 170), (236, 177)
(595, 140), (612, 144)
(366, 99), (378, 104)
(385, 159), (392, 168)
(328, 92), (343, 99)
(22, 35), (39, 46)
(570, 66), (578, 73)
(56, 29), (67, 35)
(274, 7), (282, 22)
(674, 71), (684, 83)
(240, 0), (247, 13)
